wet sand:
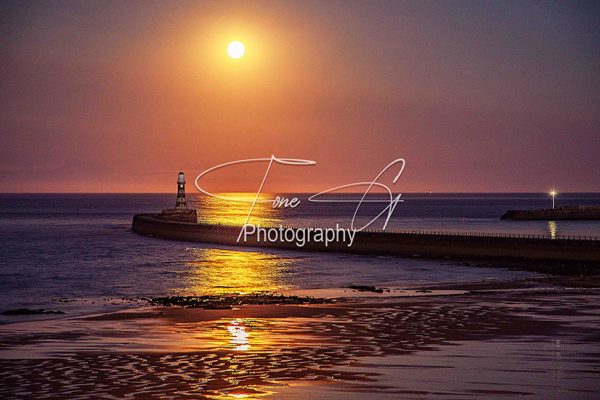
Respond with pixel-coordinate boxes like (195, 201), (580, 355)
(1, 284), (600, 399)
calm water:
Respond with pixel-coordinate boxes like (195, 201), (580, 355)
(1, 193), (600, 319)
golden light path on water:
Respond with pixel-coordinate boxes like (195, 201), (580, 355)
(192, 192), (283, 227)
(548, 220), (558, 239)
(168, 193), (298, 375)
(180, 248), (295, 295)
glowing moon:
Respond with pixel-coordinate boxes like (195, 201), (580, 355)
(227, 41), (245, 59)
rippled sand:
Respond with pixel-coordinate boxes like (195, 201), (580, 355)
(1, 292), (599, 399)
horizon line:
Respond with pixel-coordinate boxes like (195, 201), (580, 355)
(1, 191), (600, 195)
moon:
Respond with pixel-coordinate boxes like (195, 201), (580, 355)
(227, 41), (245, 59)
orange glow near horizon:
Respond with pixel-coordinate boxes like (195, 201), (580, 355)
(192, 192), (282, 227)
(2, 3), (598, 193)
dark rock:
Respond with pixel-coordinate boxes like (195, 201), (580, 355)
(147, 294), (331, 308)
(347, 285), (384, 293)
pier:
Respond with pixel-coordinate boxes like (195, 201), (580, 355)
(132, 214), (600, 267)
(502, 206), (600, 220)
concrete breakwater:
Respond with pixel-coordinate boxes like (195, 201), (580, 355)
(502, 206), (600, 220)
(132, 214), (600, 266)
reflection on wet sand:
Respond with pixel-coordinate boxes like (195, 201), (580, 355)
(180, 248), (296, 295)
(227, 319), (250, 351)
(1, 293), (600, 399)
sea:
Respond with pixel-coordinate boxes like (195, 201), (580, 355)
(1, 192), (600, 321)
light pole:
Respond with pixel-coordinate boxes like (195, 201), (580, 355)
(549, 190), (557, 210)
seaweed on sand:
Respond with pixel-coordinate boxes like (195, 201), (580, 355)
(146, 293), (332, 309)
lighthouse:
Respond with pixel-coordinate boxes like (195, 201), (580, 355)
(175, 171), (187, 209)
(158, 171), (198, 222)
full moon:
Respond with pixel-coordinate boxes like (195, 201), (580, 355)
(227, 41), (245, 59)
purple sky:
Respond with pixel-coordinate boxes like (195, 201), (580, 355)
(1, 1), (599, 192)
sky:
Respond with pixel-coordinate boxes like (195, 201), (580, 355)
(1, 0), (599, 193)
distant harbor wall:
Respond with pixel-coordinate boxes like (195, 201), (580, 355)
(502, 206), (600, 220)
(132, 214), (600, 265)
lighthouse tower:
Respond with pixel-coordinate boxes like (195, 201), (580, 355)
(159, 171), (197, 222)
(175, 171), (187, 209)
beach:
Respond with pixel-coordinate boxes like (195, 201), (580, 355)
(1, 283), (600, 399)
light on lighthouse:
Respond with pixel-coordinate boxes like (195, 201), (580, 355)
(549, 189), (557, 210)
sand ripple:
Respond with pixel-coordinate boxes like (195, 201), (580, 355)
(1, 293), (599, 399)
